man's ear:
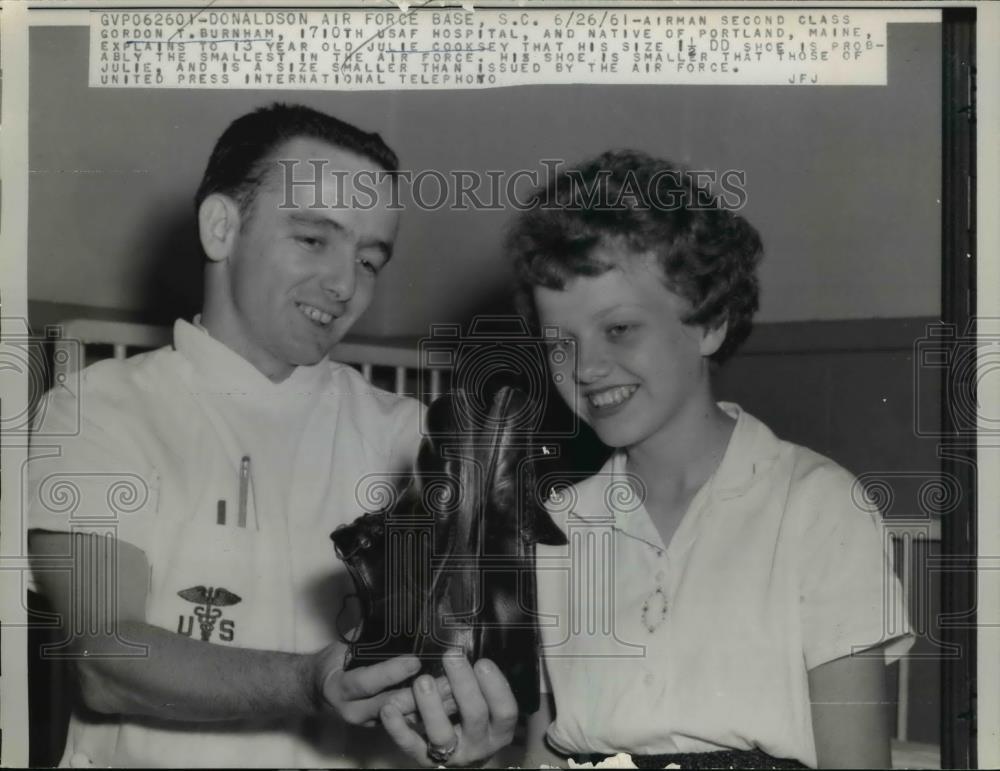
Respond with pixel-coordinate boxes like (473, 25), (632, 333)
(699, 316), (729, 358)
(198, 194), (241, 263)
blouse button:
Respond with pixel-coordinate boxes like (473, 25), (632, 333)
(655, 570), (665, 582)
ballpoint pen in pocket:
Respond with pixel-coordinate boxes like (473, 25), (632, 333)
(238, 456), (251, 528)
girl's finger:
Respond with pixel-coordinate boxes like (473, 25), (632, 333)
(413, 674), (458, 752)
(442, 650), (489, 740)
(474, 659), (518, 735)
(380, 703), (434, 769)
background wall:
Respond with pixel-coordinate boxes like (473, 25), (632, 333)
(28, 23), (941, 335)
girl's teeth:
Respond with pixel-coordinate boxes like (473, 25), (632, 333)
(589, 386), (636, 408)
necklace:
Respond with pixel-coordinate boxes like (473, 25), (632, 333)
(567, 510), (665, 555)
(641, 585), (669, 633)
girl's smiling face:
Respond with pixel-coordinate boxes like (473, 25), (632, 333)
(534, 244), (727, 452)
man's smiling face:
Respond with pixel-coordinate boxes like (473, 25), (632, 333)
(211, 137), (399, 380)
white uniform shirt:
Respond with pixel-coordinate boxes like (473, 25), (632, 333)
(536, 403), (912, 768)
(28, 320), (423, 768)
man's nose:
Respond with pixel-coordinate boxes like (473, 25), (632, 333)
(320, 248), (357, 301)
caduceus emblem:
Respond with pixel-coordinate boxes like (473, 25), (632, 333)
(177, 586), (243, 641)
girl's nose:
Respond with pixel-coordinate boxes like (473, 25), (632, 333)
(575, 342), (611, 385)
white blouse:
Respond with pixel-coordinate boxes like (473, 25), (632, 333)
(535, 403), (912, 768)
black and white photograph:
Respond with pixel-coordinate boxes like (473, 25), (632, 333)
(0, 1), (997, 768)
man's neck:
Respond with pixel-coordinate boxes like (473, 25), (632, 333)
(198, 307), (295, 383)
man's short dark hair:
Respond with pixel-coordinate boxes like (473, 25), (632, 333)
(194, 102), (399, 217)
(506, 149), (763, 365)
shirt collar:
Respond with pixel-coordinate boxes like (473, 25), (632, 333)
(569, 401), (783, 522)
(173, 317), (332, 396)
(712, 402), (783, 500)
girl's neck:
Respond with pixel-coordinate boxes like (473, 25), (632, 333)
(625, 396), (736, 505)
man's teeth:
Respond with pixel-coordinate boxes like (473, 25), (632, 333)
(298, 303), (333, 325)
(588, 385), (637, 408)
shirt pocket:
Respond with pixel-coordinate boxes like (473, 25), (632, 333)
(146, 515), (279, 649)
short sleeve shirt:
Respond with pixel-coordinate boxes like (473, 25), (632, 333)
(27, 320), (424, 767)
(535, 403), (912, 768)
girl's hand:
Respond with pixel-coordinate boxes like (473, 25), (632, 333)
(380, 649), (519, 767)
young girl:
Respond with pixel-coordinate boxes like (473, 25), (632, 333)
(503, 151), (912, 769)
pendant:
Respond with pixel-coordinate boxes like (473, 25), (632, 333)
(641, 585), (668, 633)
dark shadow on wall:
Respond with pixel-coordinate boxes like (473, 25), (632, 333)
(137, 202), (204, 326)
(27, 203), (204, 334)
(28, 590), (74, 767)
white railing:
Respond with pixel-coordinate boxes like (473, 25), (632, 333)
(886, 519), (941, 752)
(52, 318), (446, 401)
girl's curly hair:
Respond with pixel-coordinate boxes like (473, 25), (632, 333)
(506, 150), (763, 364)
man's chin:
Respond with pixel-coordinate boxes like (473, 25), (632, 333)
(288, 320), (353, 365)
(288, 340), (340, 367)
(292, 349), (336, 366)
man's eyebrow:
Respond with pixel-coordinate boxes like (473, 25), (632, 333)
(286, 211), (345, 230)
(287, 211), (394, 261)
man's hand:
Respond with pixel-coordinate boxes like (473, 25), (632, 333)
(314, 645), (457, 727)
(379, 649), (519, 767)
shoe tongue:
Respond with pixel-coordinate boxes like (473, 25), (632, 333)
(525, 504), (570, 546)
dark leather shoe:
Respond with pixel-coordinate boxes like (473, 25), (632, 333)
(331, 384), (567, 714)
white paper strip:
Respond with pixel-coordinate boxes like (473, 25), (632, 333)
(88, 8), (939, 90)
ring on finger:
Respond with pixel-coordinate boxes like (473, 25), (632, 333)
(426, 737), (459, 764)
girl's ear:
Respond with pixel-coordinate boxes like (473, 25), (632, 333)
(198, 193), (241, 263)
(699, 317), (729, 358)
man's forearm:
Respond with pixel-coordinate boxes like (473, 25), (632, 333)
(31, 530), (427, 730)
(75, 619), (321, 722)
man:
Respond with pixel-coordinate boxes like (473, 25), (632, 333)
(27, 104), (515, 768)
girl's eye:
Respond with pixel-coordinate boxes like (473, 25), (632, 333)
(607, 323), (634, 338)
(357, 257), (378, 275)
